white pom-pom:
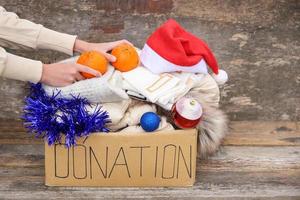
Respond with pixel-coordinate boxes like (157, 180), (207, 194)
(212, 69), (228, 85)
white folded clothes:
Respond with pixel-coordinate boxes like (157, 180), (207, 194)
(42, 54), (219, 110)
(122, 66), (207, 110)
(86, 99), (132, 125)
(43, 64), (129, 103)
(122, 67), (180, 103)
(87, 100), (173, 133)
(155, 72), (206, 110)
(107, 100), (157, 132)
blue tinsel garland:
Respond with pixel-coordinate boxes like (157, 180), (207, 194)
(22, 83), (111, 147)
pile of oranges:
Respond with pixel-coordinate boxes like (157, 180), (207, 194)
(77, 44), (139, 79)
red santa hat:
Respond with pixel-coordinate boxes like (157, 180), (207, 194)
(140, 19), (228, 85)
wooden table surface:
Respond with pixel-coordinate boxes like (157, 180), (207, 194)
(0, 121), (299, 199)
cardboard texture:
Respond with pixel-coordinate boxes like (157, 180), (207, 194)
(45, 129), (197, 187)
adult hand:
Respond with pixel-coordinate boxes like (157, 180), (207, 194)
(40, 39), (132, 87)
(40, 63), (101, 87)
(73, 39), (133, 62)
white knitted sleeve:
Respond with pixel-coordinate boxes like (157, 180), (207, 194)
(42, 57), (129, 103)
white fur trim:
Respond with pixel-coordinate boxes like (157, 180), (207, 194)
(140, 44), (208, 74)
(212, 69), (228, 85)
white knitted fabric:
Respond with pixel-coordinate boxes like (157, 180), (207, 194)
(86, 99), (132, 125)
(87, 100), (165, 132)
(43, 58), (129, 103)
(187, 73), (220, 107)
(108, 100), (157, 131)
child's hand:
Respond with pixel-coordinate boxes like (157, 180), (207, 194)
(74, 39), (133, 62)
(40, 62), (101, 87)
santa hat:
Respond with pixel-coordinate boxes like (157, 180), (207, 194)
(140, 19), (228, 85)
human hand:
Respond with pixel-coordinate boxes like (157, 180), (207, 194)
(40, 62), (101, 87)
(73, 39), (133, 62)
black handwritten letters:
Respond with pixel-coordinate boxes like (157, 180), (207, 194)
(54, 144), (193, 181)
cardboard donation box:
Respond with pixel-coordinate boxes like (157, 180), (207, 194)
(45, 129), (197, 187)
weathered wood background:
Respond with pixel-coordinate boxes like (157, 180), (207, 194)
(1, 1), (299, 198)
(0, 0), (299, 121)
(0, 121), (299, 199)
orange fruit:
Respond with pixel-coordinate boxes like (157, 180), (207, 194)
(111, 44), (139, 72)
(77, 51), (108, 78)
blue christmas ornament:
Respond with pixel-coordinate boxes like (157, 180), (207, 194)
(140, 112), (161, 132)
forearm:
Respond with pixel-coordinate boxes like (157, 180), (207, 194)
(0, 47), (42, 83)
(73, 39), (89, 53)
(0, 6), (77, 55)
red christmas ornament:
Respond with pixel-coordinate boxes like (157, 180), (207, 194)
(171, 97), (202, 129)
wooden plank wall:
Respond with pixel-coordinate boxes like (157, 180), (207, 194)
(0, 0), (299, 121)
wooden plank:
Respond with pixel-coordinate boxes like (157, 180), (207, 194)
(0, 145), (43, 167)
(0, 171), (299, 199)
(0, 0), (299, 122)
(201, 146), (300, 172)
(0, 120), (47, 144)
(0, 132), (42, 145)
(223, 121), (300, 146)
(0, 120), (42, 144)
(1, 121), (299, 146)
(0, 168), (299, 198)
(0, 145), (299, 199)
(0, 120), (25, 132)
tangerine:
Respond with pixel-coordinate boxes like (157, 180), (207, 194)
(111, 44), (139, 72)
(77, 51), (108, 78)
